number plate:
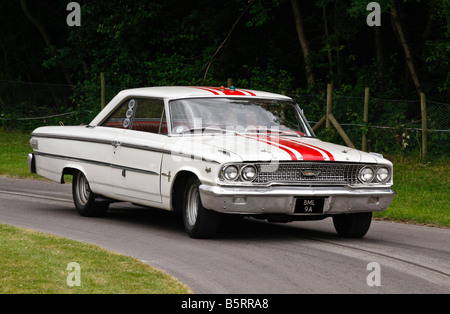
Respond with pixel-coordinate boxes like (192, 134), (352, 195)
(294, 198), (325, 214)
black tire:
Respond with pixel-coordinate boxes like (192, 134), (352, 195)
(332, 212), (373, 238)
(182, 176), (221, 238)
(72, 171), (109, 217)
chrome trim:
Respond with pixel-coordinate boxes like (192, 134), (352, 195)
(32, 133), (112, 145)
(27, 153), (36, 174)
(218, 162), (393, 187)
(199, 184), (396, 215)
(34, 152), (159, 176)
(30, 133), (220, 164)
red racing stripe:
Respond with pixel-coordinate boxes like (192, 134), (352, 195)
(192, 87), (220, 95)
(238, 89), (257, 96)
(275, 137), (325, 161)
(299, 142), (335, 161)
(208, 87), (247, 96)
(242, 134), (297, 160)
(189, 86), (257, 96)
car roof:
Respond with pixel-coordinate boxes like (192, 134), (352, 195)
(90, 86), (292, 126)
(116, 86), (292, 100)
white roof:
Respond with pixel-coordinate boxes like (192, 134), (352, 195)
(90, 86), (291, 126)
(117, 86), (291, 100)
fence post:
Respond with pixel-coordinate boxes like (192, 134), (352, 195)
(328, 113), (356, 149)
(420, 92), (427, 161)
(362, 87), (369, 152)
(101, 72), (106, 109)
(326, 84), (333, 128)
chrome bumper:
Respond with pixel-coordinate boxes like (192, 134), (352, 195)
(27, 153), (36, 174)
(199, 185), (396, 215)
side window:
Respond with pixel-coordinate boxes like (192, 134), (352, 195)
(102, 98), (167, 135)
(132, 98), (167, 135)
(102, 98), (136, 129)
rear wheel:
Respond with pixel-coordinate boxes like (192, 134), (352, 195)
(182, 176), (221, 238)
(332, 212), (372, 238)
(72, 171), (109, 217)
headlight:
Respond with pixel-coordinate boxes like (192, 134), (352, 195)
(376, 167), (390, 183)
(241, 165), (257, 181)
(223, 165), (239, 181)
(359, 166), (374, 183)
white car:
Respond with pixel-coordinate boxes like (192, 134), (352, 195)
(28, 86), (395, 238)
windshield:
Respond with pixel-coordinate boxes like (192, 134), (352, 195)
(169, 98), (313, 136)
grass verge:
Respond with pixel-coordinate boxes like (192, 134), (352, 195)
(0, 224), (192, 294)
(0, 129), (40, 179)
(373, 156), (449, 227)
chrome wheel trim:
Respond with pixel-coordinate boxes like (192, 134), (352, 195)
(186, 184), (199, 227)
(76, 172), (90, 206)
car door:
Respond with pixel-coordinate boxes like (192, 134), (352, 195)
(110, 97), (167, 205)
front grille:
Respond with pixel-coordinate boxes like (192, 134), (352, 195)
(254, 162), (363, 185)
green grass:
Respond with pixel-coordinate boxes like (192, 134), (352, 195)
(0, 224), (192, 294)
(374, 157), (449, 227)
(0, 129), (41, 179)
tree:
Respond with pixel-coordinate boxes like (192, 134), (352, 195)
(19, 0), (73, 86)
(290, 0), (315, 89)
(389, 0), (422, 95)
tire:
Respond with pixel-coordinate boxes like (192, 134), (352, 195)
(72, 171), (109, 217)
(182, 176), (221, 238)
(332, 212), (373, 238)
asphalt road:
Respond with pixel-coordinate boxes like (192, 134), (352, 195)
(0, 177), (449, 294)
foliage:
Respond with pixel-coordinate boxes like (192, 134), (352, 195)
(0, 0), (448, 98)
(0, 0), (449, 157)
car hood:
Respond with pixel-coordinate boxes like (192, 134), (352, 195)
(169, 134), (383, 164)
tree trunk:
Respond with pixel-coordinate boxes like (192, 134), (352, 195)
(374, 26), (385, 90)
(389, 0), (422, 94)
(322, 5), (334, 84)
(19, 0), (74, 86)
(290, 0), (315, 89)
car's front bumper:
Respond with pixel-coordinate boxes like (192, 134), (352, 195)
(199, 185), (396, 215)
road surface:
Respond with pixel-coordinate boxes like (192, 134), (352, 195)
(0, 177), (449, 293)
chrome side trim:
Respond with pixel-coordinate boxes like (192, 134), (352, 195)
(32, 133), (112, 145)
(34, 152), (159, 176)
(31, 133), (220, 164)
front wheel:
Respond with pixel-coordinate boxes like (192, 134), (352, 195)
(332, 212), (372, 238)
(72, 171), (109, 217)
(182, 176), (221, 238)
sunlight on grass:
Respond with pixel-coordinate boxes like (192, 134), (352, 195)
(0, 224), (192, 294)
(374, 157), (449, 227)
